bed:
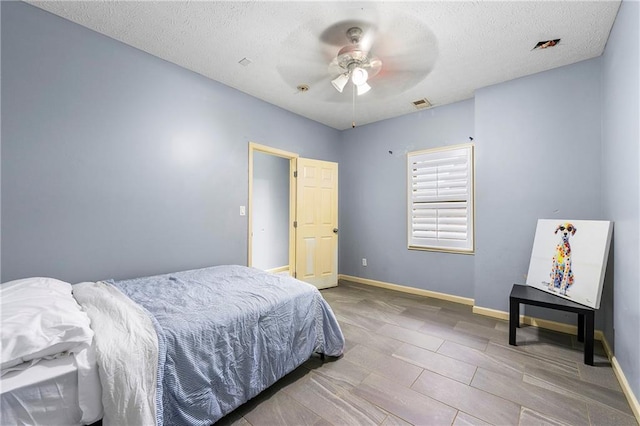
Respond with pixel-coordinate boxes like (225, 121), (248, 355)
(1, 265), (345, 425)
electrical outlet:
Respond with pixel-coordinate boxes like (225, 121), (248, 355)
(239, 206), (246, 216)
(362, 258), (367, 267)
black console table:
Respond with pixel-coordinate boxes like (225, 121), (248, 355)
(509, 284), (595, 365)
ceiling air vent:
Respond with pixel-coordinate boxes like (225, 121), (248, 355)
(533, 39), (560, 50)
(412, 98), (432, 110)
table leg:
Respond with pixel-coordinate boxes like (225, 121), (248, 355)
(577, 313), (585, 343)
(509, 298), (519, 346)
(584, 312), (594, 366)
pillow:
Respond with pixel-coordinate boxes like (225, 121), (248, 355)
(1, 277), (94, 372)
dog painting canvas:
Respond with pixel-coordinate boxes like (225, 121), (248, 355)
(526, 219), (613, 308)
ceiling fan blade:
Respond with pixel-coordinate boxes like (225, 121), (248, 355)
(362, 18), (438, 96)
(363, 70), (431, 99)
(370, 14), (438, 65)
(327, 58), (345, 78)
(276, 40), (337, 89)
(364, 57), (383, 78)
(318, 6), (380, 47)
(358, 26), (378, 53)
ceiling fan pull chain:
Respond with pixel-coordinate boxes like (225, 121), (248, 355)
(352, 82), (356, 128)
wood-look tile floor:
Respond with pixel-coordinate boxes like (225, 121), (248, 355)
(217, 280), (637, 426)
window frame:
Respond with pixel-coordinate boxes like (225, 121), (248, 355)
(407, 143), (475, 254)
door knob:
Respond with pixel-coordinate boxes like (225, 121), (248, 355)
(333, 228), (339, 234)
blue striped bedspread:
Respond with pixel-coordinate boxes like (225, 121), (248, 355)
(106, 265), (344, 425)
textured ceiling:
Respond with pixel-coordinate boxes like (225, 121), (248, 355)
(27, 1), (621, 130)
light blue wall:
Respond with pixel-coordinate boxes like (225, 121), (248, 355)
(252, 151), (289, 270)
(601, 0), (640, 401)
(0, 0), (2, 282)
(474, 59), (604, 326)
(338, 101), (475, 297)
(1, 2), (339, 283)
(339, 57), (603, 313)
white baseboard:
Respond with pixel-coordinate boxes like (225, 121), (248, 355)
(611, 355), (640, 421)
(267, 265), (289, 274)
(600, 334), (640, 423)
(472, 306), (606, 342)
(338, 274), (474, 306)
(471, 306), (510, 320)
(339, 274), (639, 423)
(474, 305), (638, 423)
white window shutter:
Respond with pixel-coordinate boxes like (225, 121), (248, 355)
(408, 144), (474, 253)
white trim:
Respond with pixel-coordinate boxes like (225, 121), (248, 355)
(600, 334), (613, 359)
(247, 142), (298, 273)
(598, 336), (640, 423)
(249, 142), (299, 159)
(338, 274), (474, 306)
(471, 306), (510, 320)
(611, 355), (640, 422)
(472, 306), (606, 341)
(266, 265), (289, 274)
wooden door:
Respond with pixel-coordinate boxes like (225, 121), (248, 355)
(295, 158), (338, 289)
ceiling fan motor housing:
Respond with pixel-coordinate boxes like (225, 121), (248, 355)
(337, 27), (368, 70)
(334, 26), (381, 77)
(336, 44), (370, 70)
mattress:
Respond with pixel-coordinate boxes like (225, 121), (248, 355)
(0, 355), (101, 425)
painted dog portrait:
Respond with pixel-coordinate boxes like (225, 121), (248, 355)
(527, 219), (612, 308)
(549, 222), (577, 295)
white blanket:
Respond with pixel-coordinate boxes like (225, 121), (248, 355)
(73, 281), (158, 426)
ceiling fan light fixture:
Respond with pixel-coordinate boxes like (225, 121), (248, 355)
(331, 73), (349, 93)
(351, 67), (369, 85)
(356, 82), (371, 96)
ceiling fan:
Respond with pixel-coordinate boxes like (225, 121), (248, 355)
(276, 9), (438, 128)
(328, 26), (382, 96)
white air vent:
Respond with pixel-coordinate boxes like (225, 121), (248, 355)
(412, 98), (432, 110)
(238, 57), (252, 66)
(533, 39), (561, 50)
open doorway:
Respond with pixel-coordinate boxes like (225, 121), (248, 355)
(248, 143), (297, 274)
(248, 143), (339, 288)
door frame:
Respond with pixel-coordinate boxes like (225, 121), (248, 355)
(247, 142), (298, 274)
